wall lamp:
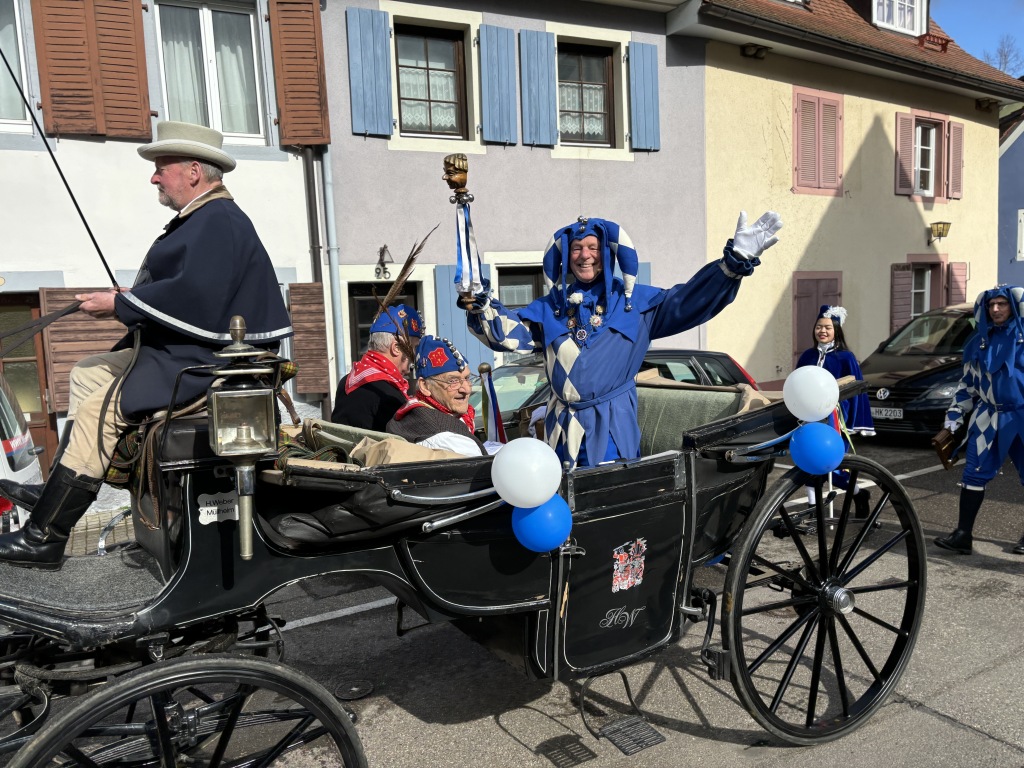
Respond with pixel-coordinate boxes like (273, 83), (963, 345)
(928, 221), (951, 246)
(740, 43), (771, 59)
(375, 244), (393, 279)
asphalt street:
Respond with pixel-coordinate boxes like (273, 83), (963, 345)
(261, 436), (1024, 768)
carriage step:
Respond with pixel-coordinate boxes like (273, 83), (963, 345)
(598, 715), (665, 755)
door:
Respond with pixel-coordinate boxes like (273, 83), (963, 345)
(0, 294), (57, 476)
(792, 273), (841, 370)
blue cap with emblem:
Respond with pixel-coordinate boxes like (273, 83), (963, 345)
(415, 335), (468, 378)
(370, 304), (424, 337)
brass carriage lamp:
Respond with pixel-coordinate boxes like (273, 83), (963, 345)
(209, 316), (277, 561)
(927, 221), (951, 245)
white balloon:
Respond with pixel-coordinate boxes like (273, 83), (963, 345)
(783, 367), (840, 422)
(491, 438), (563, 508)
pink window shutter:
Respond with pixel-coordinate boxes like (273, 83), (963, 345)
(947, 262), (968, 304)
(796, 94), (819, 188)
(895, 112), (914, 195)
(948, 122), (964, 199)
(819, 97), (842, 189)
(890, 263), (913, 333)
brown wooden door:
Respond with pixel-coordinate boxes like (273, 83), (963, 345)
(0, 294), (57, 477)
(792, 273), (842, 370)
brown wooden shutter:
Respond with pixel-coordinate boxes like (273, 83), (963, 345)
(39, 288), (127, 413)
(890, 263), (913, 333)
(268, 0), (331, 145)
(287, 282), (330, 394)
(32, 0), (105, 135)
(895, 112), (914, 195)
(32, 0), (151, 139)
(795, 93), (818, 188)
(947, 262), (968, 304)
(947, 121), (964, 200)
(94, 0), (152, 138)
(820, 96), (842, 190)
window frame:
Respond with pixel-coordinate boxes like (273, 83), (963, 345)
(153, 0), (268, 145)
(873, 0), (927, 36)
(913, 120), (938, 197)
(792, 85), (843, 197)
(547, 20), (631, 162)
(0, 0), (31, 133)
(393, 23), (468, 141)
(556, 42), (614, 148)
(895, 109), (961, 203)
(381, 1), (482, 155)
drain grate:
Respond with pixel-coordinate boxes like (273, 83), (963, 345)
(598, 715), (665, 756)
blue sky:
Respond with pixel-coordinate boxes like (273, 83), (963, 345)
(931, 0), (1024, 68)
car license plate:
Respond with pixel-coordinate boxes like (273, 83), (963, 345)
(871, 407), (903, 420)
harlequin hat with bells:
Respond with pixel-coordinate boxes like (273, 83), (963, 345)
(415, 335), (468, 378)
(817, 305), (848, 326)
(542, 217), (639, 311)
(969, 285), (1024, 367)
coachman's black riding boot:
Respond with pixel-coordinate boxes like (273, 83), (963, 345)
(0, 419), (74, 513)
(0, 464), (101, 570)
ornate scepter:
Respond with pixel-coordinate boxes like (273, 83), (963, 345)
(444, 154), (484, 301)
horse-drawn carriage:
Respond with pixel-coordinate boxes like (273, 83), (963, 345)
(0, 323), (925, 766)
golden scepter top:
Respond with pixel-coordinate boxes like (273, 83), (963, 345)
(443, 153), (474, 205)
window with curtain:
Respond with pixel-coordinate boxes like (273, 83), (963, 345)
(874, 0), (926, 35)
(0, 0), (28, 126)
(395, 25), (466, 139)
(156, 0), (263, 140)
(557, 44), (612, 147)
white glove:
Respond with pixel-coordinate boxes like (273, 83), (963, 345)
(732, 210), (783, 260)
(943, 420), (958, 432)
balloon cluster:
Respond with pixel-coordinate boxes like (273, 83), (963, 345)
(491, 439), (571, 552)
(783, 367), (845, 475)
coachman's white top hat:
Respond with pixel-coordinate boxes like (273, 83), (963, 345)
(137, 121), (236, 172)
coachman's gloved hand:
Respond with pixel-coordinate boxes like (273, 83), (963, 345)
(732, 211), (783, 260)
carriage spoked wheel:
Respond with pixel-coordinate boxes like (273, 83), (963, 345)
(9, 656), (367, 767)
(722, 456), (926, 744)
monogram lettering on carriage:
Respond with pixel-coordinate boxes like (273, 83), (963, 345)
(197, 491), (240, 525)
(612, 537), (646, 592)
(599, 605), (646, 629)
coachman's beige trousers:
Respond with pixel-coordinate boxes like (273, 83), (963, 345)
(61, 349), (134, 478)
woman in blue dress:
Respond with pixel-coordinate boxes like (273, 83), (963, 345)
(459, 212), (782, 468)
(795, 305), (875, 515)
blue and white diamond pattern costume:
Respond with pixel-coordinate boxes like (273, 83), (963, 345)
(462, 214), (780, 467)
(945, 285), (1024, 488)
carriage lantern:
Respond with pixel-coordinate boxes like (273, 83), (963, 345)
(209, 316), (277, 560)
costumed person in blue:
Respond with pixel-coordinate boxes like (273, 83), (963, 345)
(387, 335), (502, 456)
(0, 121), (292, 569)
(935, 285), (1024, 556)
(457, 212), (782, 468)
(795, 305), (875, 516)
(331, 304), (424, 431)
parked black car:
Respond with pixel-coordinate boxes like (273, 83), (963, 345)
(470, 349), (759, 439)
(860, 304), (975, 436)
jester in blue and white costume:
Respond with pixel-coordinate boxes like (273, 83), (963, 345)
(459, 212), (782, 468)
(935, 285), (1024, 556)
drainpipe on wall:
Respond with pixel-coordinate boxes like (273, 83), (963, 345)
(301, 146), (329, 418)
(320, 145), (347, 383)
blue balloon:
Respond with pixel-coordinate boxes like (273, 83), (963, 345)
(511, 494), (573, 553)
(789, 422), (846, 475)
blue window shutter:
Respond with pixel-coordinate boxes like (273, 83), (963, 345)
(346, 7), (393, 137)
(638, 262), (652, 287)
(628, 42), (660, 151)
(519, 30), (557, 147)
(433, 265), (495, 373)
(480, 25), (517, 144)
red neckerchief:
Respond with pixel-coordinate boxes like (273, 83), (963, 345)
(345, 350), (409, 395)
(393, 392), (476, 432)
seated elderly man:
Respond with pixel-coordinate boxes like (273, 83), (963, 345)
(387, 336), (500, 456)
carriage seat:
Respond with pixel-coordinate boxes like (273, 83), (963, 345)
(636, 376), (770, 456)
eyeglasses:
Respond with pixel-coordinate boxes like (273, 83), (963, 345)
(432, 374), (479, 391)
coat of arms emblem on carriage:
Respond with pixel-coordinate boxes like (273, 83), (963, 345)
(611, 538), (646, 592)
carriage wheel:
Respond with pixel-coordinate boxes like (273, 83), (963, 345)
(722, 456), (926, 744)
(9, 656), (367, 767)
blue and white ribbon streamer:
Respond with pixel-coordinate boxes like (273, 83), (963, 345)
(454, 203), (484, 294)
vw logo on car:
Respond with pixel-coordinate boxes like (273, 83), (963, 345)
(876, 388), (890, 400)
